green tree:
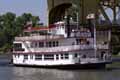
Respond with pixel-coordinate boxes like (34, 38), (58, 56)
(0, 12), (40, 53)
(19, 13), (40, 27)
(31, 16), (40, 27)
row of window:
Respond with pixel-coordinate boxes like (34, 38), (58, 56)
(22, 53), (69, 60)
(14, 43), (22, 48)
(13, 43), (25, 51)
(97, 31), (108, 36)
(76, 38), (90, 45)
(14, 54), (84, 61)
(31, 41), (59, 48)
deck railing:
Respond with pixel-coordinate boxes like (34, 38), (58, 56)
(31, 45), (94, 52)
(15, 35), (63, 41)
(23, 44), (109, 53)
(97, 44), (109, 49)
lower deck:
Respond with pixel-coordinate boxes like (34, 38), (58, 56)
(12, 51), (112, 66)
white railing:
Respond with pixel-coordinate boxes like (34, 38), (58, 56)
(80, 58), (99, 63)
(76, 32), (91, 37)
(31, 45), (94, 53)
(97, 44), (109, 49)
(15, 35), (63, 41)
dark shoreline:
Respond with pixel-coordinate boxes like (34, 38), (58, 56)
(112, 57), (120, 62)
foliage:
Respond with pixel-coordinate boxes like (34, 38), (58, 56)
(0, 12), (40, 53)
(111, 31), (120, 55)
(112, 46), (120, 55)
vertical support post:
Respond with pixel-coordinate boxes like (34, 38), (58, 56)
(90, 18), (97, 58)
(108, 29), (112, 60)
(93, 19), (97, 58)
(77, 12), (79, 29)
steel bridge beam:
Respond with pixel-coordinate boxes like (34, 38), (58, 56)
(47, 0), (120, 25)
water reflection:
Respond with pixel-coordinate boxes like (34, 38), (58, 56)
(8, 67), (120, 80)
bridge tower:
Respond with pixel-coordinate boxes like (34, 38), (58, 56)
(47, 0), (120, 25)
(47, 0), (120, 54)
(47, 0), (98, 24)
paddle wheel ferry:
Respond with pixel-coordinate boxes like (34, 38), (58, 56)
(12, 18), (112, 68)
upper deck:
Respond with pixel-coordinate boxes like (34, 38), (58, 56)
(15, 35), (64, 41)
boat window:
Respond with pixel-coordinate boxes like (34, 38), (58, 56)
(30, 55), (33, 59)
(39, 42), (44, 47)
(44, 54), (54, 60)
(82, 54), (87, 58)
(14, 43), (22, 48)
(31, 42), (38, 48)
(76, 38), (87, 45)
(31, 42), (44, 48)
(13, 43), (24, 51)
(24, 55), (28, 60)
(35, 42), (38, 48)
(46, 42), (49, 47)
(30, 42), (34, 48)
(61, 54), (64, 59)
(53, 41), (56, 47)
(76, 39), (80, 45)
(35, 54), (42, 60)
(86, 41), (90, 45)
(60, 53), (69, 59)
(74, 53), (78, 58)
(56, 54), (59, 60)
(46, 41), (59, 47)
(56, 41), (59, 46)
(65, 53), (69, 59)
(48, 42), (52, 47)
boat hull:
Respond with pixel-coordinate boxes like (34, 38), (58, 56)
(13, 61), (112, 69)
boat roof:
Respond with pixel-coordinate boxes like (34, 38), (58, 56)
(24, 23), (62, 32)
(13, 49), (95, 54)
(24, 27), (49, 32)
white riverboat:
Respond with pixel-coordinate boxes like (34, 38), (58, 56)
(12, 20), (112, 68)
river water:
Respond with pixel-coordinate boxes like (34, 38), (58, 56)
(0, 55), (120, 80)
(0, 64), (119, 80)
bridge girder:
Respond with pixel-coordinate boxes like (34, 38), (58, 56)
(47, 0), (120, 25)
